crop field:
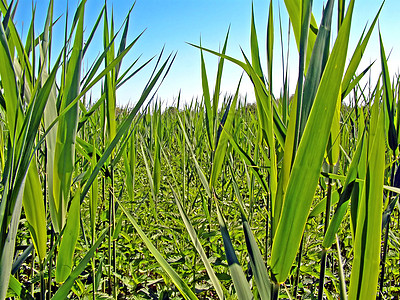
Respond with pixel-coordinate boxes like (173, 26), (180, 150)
(0, 0), (399, 299)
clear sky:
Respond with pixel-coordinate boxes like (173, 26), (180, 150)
(12, 0), (400, 108)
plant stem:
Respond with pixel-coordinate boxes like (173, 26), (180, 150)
(192, 251), (196, 292)
(107, 170), (112, 295)
(336, 235), (347, 300)
(318, 165), (332, 300)
(317, 248), (328, 300)
(101, 176), (106, 293)
(293, 235), (304, 298)
(110, 166), (117, 299)
(378, 208), (390, 300)
(379, 157), (396, 299)
(40, 265), (45, 300)
(31, 250), (35, 296)
(47, 228), (54, 300)
(265, 193), (269, 262)
(92, 222), (96, 300)
(272, 282), (280, 300)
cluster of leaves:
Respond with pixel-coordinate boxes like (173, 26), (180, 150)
(1, 0), (400, 299)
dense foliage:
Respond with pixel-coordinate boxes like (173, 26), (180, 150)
(0, 0), (399, 299)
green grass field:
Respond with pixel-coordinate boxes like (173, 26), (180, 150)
(0, 0), (399, 299)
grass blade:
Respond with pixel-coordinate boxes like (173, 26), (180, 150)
(348, 87), (385, 299)
(379, 29), (397, 153)
(300, 0), (334, 140)
(118, 199), (199, 300)
(271, 0), (355, 284)
(230, 162), (271, 299)
(215, 199), (253, 300)
(210, 77), (241, 189)
(56, 188), (81, 283)
(283, 0), (318, 70)
(51, 3), (84, 232)
(169, 183), (225, 299)
(342, 1), (384, 97)
(322, 131), (365, 249)
(51, 228), (107, 300)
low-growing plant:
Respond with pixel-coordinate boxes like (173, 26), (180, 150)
(1, 0), (400, 299)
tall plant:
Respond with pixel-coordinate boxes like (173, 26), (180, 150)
(0, 0), (174, 298)
(188, 0), (387, 298)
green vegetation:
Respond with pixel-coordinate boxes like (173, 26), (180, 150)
(1, 0), (399, 299)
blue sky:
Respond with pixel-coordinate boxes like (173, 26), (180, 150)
(13, 0), (400, 108)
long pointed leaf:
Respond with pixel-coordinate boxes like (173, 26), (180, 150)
(271, 0), (355, 283)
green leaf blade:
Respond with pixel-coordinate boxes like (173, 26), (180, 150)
(271, 0), (355, 284)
